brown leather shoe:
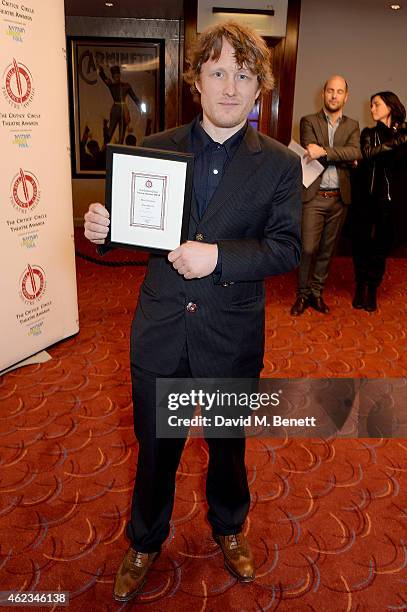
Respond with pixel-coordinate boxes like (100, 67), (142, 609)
(309, 294), (330, 314)
(214, 533), (255, 582)
(113, 547), (160, 602)
(290, 296), (309, 316)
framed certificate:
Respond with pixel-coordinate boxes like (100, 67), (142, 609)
(105, 144), (194, 253)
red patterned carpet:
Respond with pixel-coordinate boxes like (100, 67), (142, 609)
(1, 233), (407, 611)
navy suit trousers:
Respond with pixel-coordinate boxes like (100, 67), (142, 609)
(125, 345), (252, 553)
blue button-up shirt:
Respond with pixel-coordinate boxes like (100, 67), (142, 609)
(320, 112), (342, 189)
(191, 118), (247, 219)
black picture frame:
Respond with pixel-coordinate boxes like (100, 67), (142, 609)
(105, 144), (194, 254)
(67, 36), (165, 178)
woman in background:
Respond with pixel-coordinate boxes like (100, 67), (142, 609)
(352, 91), (407, 311)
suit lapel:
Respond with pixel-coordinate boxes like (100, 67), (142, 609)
(170, 122), (199, 224)
(333, 116), (347, 145)
(316, 110), (348, 146)
(316, 110), (328, 146)
(199, 125), (262, 225)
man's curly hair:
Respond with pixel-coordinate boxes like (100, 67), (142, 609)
(184, 21), (274, 94)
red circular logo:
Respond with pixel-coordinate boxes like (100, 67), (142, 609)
(20, 264), (46, 302)
(3, 58), (33, 107)
(145, 179), (153, 188)
(11, 169), (40, 211)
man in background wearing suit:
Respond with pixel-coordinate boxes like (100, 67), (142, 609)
(290, 75), (361, 316)
(84, 22), (301, 602)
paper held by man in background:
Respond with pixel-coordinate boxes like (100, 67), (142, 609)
(288, 140), (324, 188)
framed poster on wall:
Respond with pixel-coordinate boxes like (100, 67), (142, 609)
(67, 36), (165, 178)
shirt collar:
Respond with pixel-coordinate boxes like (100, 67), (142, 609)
(191, 116), (247, 158)
(323, 110), (343, 126)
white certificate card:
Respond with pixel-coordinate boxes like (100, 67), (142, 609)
(105, 145), (194, 253)
(131, 173), (167, 230)
(288, 139), (324, 188)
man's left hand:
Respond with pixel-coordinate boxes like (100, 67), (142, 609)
(305, 143), (327, 161)
(168, 241), (218, 279)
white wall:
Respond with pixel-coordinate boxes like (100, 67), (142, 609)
(292, 0), (407, 140)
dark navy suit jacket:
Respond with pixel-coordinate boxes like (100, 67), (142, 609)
(131, 120), (302, 376)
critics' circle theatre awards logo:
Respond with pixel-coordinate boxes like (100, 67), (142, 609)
(10, 169), (40, 212)
(2, 58), (34, 107)
(145, 179), (153, 188)
(19, 264), (46, 303)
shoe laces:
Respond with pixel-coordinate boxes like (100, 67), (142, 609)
(227, 534), (240, 550)
(129, 549), (147, 569)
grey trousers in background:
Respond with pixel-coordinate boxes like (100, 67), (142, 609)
(297, 194), (347, 298)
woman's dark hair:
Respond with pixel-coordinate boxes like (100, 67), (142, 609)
(371, 91), (406, 125)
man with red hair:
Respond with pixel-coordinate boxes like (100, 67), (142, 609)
(85, 21), (301, 602)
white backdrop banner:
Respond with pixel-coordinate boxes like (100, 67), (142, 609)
(0, 0), (78, 371)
